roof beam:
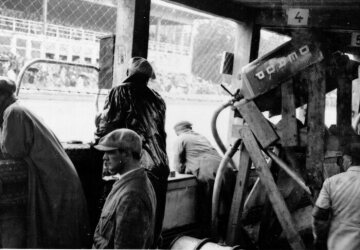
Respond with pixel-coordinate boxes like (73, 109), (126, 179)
(232, 0), (360, 9)
(164, 0), (252, 23)
(255, 8), (360, 30)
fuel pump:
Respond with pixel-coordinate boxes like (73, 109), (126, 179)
(210, 38), (326, 250)
(209, 37), (360, 249)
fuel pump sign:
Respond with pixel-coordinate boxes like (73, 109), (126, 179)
(241, 40), (323, 100)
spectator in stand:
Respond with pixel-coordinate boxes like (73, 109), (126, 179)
(1, 57), (16, 82)
(95, 57), (169, 248)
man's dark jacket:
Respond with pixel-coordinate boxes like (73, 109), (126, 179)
(95, 80), (169, 179)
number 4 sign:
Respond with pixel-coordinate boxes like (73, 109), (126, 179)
(287, 8), (309, 26)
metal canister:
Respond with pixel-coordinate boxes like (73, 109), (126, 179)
(170, 236), (244, 250)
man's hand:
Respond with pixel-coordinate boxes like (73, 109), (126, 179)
(312, 205), (331, 250)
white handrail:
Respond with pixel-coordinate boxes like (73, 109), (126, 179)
(0, 15), (107, 42)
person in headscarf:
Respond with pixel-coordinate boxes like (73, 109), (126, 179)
(173, 121), (235, 237)
(95, 57), (169, 247)
(0, 77), (89, 248)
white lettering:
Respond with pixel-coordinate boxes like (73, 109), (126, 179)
(266, 64), (276, 75)
(252, 44), (314, 81)
(255, 71), (265, 80)
(288, 52), (298, 63)
(299, 45), (310, 55)
(279, 58), (287, 69)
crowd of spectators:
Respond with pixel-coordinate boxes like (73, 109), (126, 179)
(149, 71), (229, 96)
(0, 51), (225, 96)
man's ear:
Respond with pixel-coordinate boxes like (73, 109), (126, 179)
(122, 149), (132, 159)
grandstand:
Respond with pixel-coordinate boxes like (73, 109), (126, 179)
(0, 0), (207, 74)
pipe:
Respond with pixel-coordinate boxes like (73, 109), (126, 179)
(211, 100), (237, 170)
(266, 150), (311, 195)
(211, 138), (242, 239)
(211, 100), (232, 154)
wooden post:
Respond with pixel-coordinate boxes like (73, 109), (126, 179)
(113, 0), (151, 86)
(241, 127), (305, 250)
(336, 65), (352, 138)
(42, 0), (48, 35)
(306, 63), (326, 197)
(227, 23), (260, 145)
(226, 143), (252, 245)
(278, 79), (298, 147)
(132, 0), (151, 57)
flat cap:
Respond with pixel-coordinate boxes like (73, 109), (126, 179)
(174, 121), (192, 132)
(0, 77), (16, 94)
(123, 57), (156, 83)
(94, 128), (142, 155)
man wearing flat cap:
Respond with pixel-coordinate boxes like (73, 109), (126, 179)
(95, 57), (168, 247)
(313, 142), (360, 250)
(0, 77), (89, 248)
(173, 121), (235, 237)
(93, 128), (156, 249)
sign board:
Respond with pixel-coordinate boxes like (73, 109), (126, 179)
(219, 51), (234, 75)
(351, 32), (360, 47)
(241, 40), (323, 100)
(287, 8), (309, 26)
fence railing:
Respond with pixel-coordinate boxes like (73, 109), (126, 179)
(0, 15), (107, 42)
(148, 40), (190, 55)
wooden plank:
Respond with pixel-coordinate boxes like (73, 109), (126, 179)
(226, 143), (252, 245)
(241, 127), (305, 250)
(280, 79), (298, 147)
(235, 100), (279, 148)
(167, 0), (251, 23)
(306, 63), (326, 197)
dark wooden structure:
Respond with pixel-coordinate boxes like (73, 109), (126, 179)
(8, 1), (360, 249)
(152, 1), (360, 249)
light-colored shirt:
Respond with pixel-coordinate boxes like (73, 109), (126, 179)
(316, 166), (360, 250)
(173, 130), (221, 175)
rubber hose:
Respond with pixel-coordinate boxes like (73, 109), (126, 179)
(211, 101), (232, 154)
(211, 101), (237, 170)
(211, 138), (242, 239)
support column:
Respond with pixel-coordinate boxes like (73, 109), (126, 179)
(113, 0), (151, 86)
(306, 62), (326, 197)
(43, 0), (48, 35)
(155, 18), (161, 43)
(227, 23), (260, 145)
(336, 65), (352, 137)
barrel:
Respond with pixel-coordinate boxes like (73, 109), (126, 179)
(0, 158), (28, 206)
(170, 236), (244, 250)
